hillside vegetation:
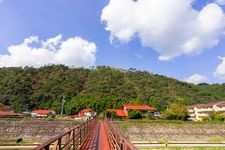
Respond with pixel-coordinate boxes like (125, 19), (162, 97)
(0, 65), (225, 114)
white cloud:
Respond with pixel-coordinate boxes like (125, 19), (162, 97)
(185, 73), (209, 84)
(214, 56), (225, 79)
(216, 0), (225, 5)
(0, 35), (97, 67)
(135, 54), (143, 59)
(101, 0), (225, 61)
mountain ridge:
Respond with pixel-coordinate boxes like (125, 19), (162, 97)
(0, 65), (224, 114)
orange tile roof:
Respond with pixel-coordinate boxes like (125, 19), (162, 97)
(32, 110), (54, 115)
(123, 104), (156, 111)
(79, 109), (93, 113)
(0, 111), (21, 116)
(107, 109), (127, 117)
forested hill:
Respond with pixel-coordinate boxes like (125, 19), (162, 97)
(0, 65), (225, 114)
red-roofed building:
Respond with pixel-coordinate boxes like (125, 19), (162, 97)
(78, 109), (97, 118)
(0, 111), (23, 118)
(123, 104), (156, 111)
(123, 104), (156, 117)
(107, 109), (128, 118)
(107, 104), (157, 118)
(31, 109), (56, 118)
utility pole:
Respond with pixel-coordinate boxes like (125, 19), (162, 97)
(60, 95), (65, 116)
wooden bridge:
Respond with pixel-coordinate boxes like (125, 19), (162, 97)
(34, 118), (137, 150)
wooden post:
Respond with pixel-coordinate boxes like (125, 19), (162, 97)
(53, 140), (59, 150)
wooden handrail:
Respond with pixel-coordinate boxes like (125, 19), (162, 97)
(34, 118), (97, 150)
(103, 118), (137, 150)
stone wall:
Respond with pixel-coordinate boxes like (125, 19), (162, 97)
(0, 119), (80, 143)
(114, 121), (225, 142)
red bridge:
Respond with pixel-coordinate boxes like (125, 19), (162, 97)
(34, 118), (137, 150)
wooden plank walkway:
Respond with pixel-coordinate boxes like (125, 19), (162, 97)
(34, 118), (136, 150)
(79, 121), (110, 150)
(98, 121), (110, 150)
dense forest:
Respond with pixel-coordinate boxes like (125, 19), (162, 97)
(0, 65), (225, 115)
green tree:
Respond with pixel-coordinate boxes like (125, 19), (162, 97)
(105, 110), (117, 120)
(128, 110), (142, 119)
(1, 65), (225, 114)
(164, 103), (189, 120)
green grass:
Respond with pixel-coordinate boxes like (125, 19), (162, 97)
(157, 139), (169, 144)
(206, 138), (224, 143)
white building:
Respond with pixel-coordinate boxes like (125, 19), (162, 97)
(78, 109), (97, 118)
(187, 101), (225, 121)
(31, 109), (56, 118)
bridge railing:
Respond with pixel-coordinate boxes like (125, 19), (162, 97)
(34, 118), (97, 150)
(103, 118), (137, 150)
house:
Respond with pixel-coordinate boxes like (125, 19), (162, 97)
(78, 109), (97, 118)
(123, 104), (156, 117)
(31, 109), (56, 118)
(0, 110), (23, 118)
(107, 104), (156, 118)
(107, 109), (128, 118)
(187, 101), (225, 121)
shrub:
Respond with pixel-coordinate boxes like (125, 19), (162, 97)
(97, 112), (105, 120)
(128, 110), (141, 119)
(202, 116), (210, 121)
(209, 112), (225, 121)
(164, 103), (189, 121)
(146, 112), (155, 120)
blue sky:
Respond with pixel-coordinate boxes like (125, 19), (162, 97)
(0, 0), (225, 84)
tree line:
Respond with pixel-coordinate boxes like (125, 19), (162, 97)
(0, 65), (225, 115)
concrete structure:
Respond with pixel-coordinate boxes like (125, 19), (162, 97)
(187, 101), (225, 121)
(31, 109), (56, 118)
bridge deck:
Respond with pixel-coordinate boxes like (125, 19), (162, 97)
(35, 118), (136, 150)
(79, 121), (110, 150)
(98, 121), (110, 150)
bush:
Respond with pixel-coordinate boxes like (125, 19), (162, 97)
(146, 112), (155, 120)
(216, 114), (225, 121)
(202, 116), (210, 121)
(128, 110), (141, 119)
(209, 112), (225, 121)
(97, 112), (105, 120)
(164, 103), (189, 121)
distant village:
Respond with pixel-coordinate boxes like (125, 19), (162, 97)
(1, 101), (225, 121)
(0, 104), (157, 120)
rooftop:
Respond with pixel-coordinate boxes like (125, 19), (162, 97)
(123, 104), (156, 111)
(0, 111), (22, 117)
(79, 109), (94, 113)
(32, 109), (54, 115)
(187, 101), (225, 109)
(107, 109), (127, 117)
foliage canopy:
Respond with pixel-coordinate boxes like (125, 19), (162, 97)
(0, 65), (225, 114)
